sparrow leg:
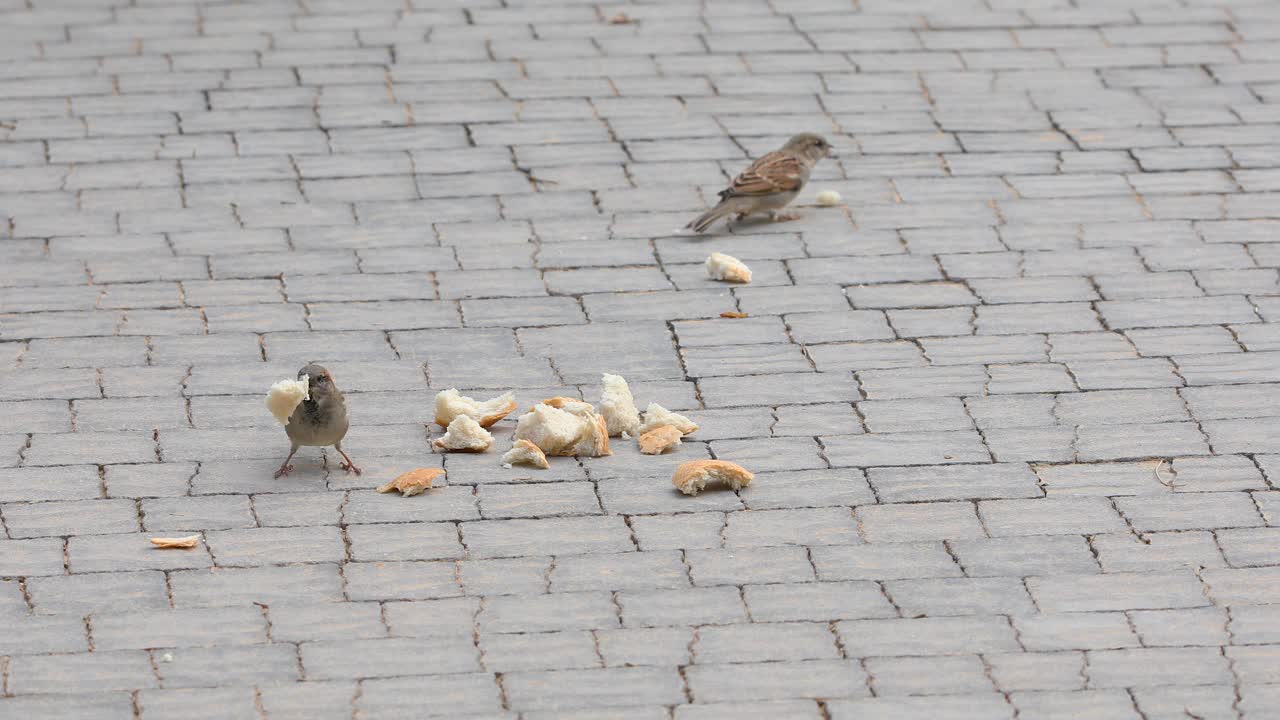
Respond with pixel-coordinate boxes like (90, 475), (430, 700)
(770, 210), (802, 222)
(273, 445), (298, 479)
(335, 443), (362, 476)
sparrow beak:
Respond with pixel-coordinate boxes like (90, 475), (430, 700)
(826, 146), (837, 159)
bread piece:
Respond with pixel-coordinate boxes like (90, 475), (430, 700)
(705, 252), (752, 283)
(816, 189), (842, 206)
(720, 311), (749, 319)
(541, 396), (596, 417)
(432, 415), (494, 453)
(434, 389), (517, 428)
(501, 439), (550, 469)
(514, 403), (611, 458)
(377, 468), (444, 496)
(265, 377), (309, 425)
(599, 373), (641, 437)
(638, 403), (699, 436)
(638, 425), (683, 455)
(151, 535), (200, 549)
(672, 460), (754, 496)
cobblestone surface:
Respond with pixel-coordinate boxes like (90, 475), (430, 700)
(2, 0), (1280, 717)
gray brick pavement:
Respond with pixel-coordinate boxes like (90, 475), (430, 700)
(3, 0), (1280, 717)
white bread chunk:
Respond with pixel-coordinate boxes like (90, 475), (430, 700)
(501, 439), (550, 469)
(434, 389), (517, 428)
(599, 373), (641, 437)
(514, 403), (611, 458)
(266, 377), (309, 425)
(816, 189), (842, 206)
(638, 403), (699, 436)
(672, 460), (754, 496)
(432, 415), (494, 452)
(638, 425), (682, 455)
(705, 252), (752, 283)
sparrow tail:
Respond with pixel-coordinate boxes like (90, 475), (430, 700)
(686, 203), (732, 233)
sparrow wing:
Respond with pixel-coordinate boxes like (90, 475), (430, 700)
(719, 151), (809, 200)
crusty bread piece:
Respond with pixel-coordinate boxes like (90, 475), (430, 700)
(266, 377), (308, 425)
(432, 415), (494, 453)
(638, 425), (682, 455)
(705, 252), (752, 283)
(501, 439), (549, 469)
(672, 459), (754, 496)
(377, 467), (444, 496)
(514, 403), (612, 458)
(638, 403), (699, 436)
(150, 535), (200, 549)
(541, 396), (596, 417)
(599, 373), (640, 438)
(434, 389), (517, 428)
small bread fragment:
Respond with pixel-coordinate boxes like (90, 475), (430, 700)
(377, 467), (444, 496)
(639, 425), (683, 455)
(501, 439), (550, 469)
(434, 389), (517, 428)
(672, 460), (754, 496)
(816, 189), (842, 206)
(265, 377), (308, 425)
(599, 373), (640, 438)
(432, 415), (494, 453)
(151, 535), (200, 549)
(638, 403), (699, 436)
(720, 311), (749, 319)
(706, 252), (752, 283)
(514, 403), (612, 458)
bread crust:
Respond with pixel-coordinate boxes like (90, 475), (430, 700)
(638, 425), (683, 455)
(432, 415), (494, 453)
(672, 459), (754, 496)
(377, 467), (444, 496)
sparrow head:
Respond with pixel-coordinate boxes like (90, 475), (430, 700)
(298, 363), (336, 395)
(784, 133), (834, 163)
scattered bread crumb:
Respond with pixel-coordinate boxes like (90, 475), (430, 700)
(265, 377), (308, 425)
(639, 425), (683, 455)
(720, 311), (749, 319)
(160, 652), (173, 663)
(608, 11), (633, 23)
(672, 460), (754, 496)
(600, 373), (641, 438)
(501, 439), (550, 469)
(816, 190), (842, 206)
(638, 402), (698, 436)
(514, 403), (612, 458)
(434, 389), (517, 428)
(377, 467), (444, 496)
(705, 252), (752, 283)
(150, 535), (200, 549)
(433, 415), (494, 452)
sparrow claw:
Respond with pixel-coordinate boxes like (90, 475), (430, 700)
(771, 211), (802, 222)
(341, 462), (362, 476)
(273, 464), (294, 479)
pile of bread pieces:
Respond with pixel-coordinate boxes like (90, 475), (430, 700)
(389, 374), (754, 497)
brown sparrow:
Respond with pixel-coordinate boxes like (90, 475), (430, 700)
(274, 363), (361, 479)
(686, 133), (834, 233)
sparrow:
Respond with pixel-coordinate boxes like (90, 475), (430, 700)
(686, 133), (834, 233)
(274, 363), (361, 479)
